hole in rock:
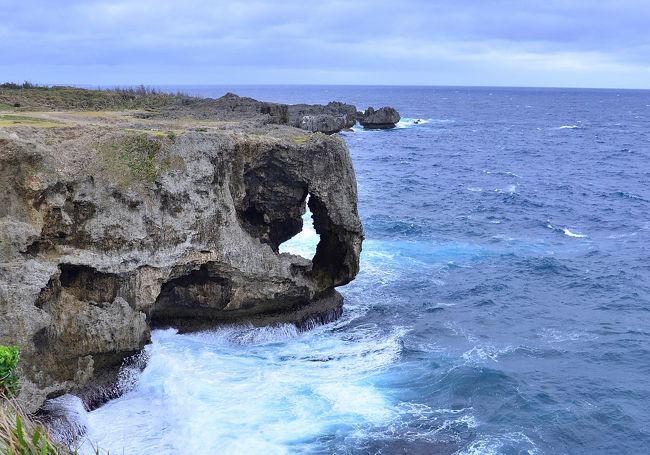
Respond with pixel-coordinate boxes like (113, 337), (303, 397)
(279, 194), (320, 260)
(153, 265), (233, 314)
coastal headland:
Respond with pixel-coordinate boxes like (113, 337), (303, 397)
(0, 86), (381, 415)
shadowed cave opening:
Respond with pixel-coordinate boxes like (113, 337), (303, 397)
(154, 265), (233, 313)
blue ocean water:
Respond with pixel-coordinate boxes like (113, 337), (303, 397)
(81, 86), (650, 454)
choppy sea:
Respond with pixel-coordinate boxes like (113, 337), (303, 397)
(79, 86), (650, 454)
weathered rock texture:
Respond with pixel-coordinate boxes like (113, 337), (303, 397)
(0, 98), (363, 411)
(288, 102), (358, 133)
(299, 115), (347, 135)
(360, 106), (401, 129)
(159, 92), (289, 124)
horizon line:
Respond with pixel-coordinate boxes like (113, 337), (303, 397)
(3, 81), (650, 92)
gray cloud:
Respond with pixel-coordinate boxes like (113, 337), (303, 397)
(1, 0), (649, 87)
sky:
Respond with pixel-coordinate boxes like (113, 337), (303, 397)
(1, 0), (649, 89)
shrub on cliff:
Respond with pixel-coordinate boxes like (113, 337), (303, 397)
(100, 133), (171, 187)
(0, 347), (19, 397)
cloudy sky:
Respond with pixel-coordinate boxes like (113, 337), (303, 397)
(2, 0), (649, 88)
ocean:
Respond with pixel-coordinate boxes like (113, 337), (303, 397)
(79, 86), (650, 454)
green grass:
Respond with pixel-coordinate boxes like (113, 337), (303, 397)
(0, 346), (100, 454)
(101, 134), (162, 185)
(0, 103), (14, 111)
(2, 414), (60, 455)
(0, 115), (64, 128)
(0, 347), (19, 398)
(99, 133), (183, 188)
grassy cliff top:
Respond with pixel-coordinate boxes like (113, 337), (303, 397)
(0, 83), (195, 112)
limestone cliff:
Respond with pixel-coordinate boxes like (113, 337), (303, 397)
(0, 98), (363, 411)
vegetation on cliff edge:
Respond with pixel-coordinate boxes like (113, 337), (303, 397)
(0, 347), (19, 398)
(0, 405), (71, 455)
(0, 82), (194, 112)
(99, 132), (182, 188)
(0, 346), (74, 454)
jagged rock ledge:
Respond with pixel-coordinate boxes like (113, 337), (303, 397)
(359, 106), (401, 129)
(0, 88), (365, 413)
(288, 101), (402, 133)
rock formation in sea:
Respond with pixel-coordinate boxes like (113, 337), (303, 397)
(0, 88), (363, 412)
(359, 106), (401, 129)
(288, 101), (358, 134)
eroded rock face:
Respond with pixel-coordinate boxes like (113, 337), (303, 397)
(360, 106), (401, 129)
(289, 102), (358, 133)
(0, 121), (363, 411)
(159, 92), (289, 124)
(299, 115), (348, 135)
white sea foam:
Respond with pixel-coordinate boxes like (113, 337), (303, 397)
(79, 320), (408, 455)
(607, 231), (638, 239)
(41, 394), (89, 446)
(467, 184), (516, 194)
(540, 328), (597, 343)
(396, 118), (430, 128)
(458, 432), (540, 455)
(356, 402), (478, 444)
(547, 222), (587, 238)
(462, 345), (515, 364)
(482, 170), (521, 178)
(559, 125), (579, 129)
(496, 184), (517, 194)
(562, 227), (587, 238)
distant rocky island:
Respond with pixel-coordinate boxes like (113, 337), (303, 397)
(0, 85), (400, 428)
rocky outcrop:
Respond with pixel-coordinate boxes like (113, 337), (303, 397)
(0, 109), (363, 411)
(359, 106), (401, 129)
(159, 92), (289, 124)
(299, 115), (347, 135)
(288, 102), (358, 133)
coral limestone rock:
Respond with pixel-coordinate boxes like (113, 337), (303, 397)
(360, 106), (401, 129)
(0, 100), (363, 411)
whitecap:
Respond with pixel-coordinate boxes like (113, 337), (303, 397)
(540, 328), (597, 343)
(607, 231), (638, 239)
(559, 125), (579, 129)
(396, 118), (430, 128)
(482, 170), (520, 178)
(458, 432), (540, 455)
(461, 345), (515, 364)
(495, 184), (517, 194)
(563, 227), (587, 238)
